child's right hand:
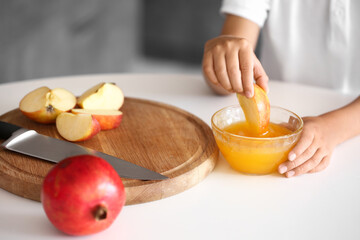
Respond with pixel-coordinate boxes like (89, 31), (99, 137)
(202, 36), (269, 97)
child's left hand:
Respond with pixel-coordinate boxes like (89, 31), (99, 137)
(278, 116), (337, 177)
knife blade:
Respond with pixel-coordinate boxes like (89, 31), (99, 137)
(0, 121), (168, 180)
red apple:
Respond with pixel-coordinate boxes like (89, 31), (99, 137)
(77, 82), (124, 110)
(71, 109), (123, 130)
(41, 155), (126, 236)
(19, 87), (76, 124)
(56, 112), (100, 142)
(237, 84), (270, 135)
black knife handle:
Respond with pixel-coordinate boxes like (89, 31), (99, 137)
(0, 121), (22, 140)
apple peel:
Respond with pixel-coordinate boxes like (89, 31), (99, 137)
(71, 109), (123, 130)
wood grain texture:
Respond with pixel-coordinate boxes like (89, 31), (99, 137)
(0, 97), (218, 205)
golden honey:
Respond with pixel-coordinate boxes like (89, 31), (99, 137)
(211, 106), (303, 175)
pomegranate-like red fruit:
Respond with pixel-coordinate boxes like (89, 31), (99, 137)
(41, 155), (126, 236)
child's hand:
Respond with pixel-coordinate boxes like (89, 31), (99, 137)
(278, 116), (337, 177)
(202, 36), (268, 96)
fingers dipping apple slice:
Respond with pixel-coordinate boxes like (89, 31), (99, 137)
(236, 84), (270, 135)
(19, 87), (76, 124)
(77, 82), (124, 110)
(71, 109), (123, 130)
(56, 112), (101, 142)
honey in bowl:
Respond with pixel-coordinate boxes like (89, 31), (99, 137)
(211, 106), (303, 175)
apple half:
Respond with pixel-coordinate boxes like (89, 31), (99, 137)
(77, 82), (124, 110)
(56, 112), (101, 142)
(71, 109), (123, 130)
(19, 87), (76, 124)
(237, 84), (270, 135)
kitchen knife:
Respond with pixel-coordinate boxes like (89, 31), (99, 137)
(0, 120), (168, 180)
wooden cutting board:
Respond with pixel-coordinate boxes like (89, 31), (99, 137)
(0, 97), (218, 205)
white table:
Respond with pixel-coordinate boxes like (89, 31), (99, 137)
(0, 74), (359, 240)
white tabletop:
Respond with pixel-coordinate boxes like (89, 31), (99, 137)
(0, 74), (359, 240)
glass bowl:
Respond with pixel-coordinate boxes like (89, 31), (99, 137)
(211, 105), (303, 175)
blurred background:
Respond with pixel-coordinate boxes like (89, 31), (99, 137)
(0, 0), (224, 83)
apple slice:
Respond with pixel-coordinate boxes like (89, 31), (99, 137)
(236, 84), (270, 135)
(71, 109), (123, 130)
(56, 112), (101, 142)
(19, 87), (76, 124)
(77, 82), (124, 110)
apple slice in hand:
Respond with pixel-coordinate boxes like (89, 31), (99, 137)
(19, 87), (76, 124)
(71, 109), (123, 130)
(77, 82), (124, 110)
(237, 84), (270, 135)
(56, 112), (101, 142)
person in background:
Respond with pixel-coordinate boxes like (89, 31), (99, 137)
(202, 0), (360, 178)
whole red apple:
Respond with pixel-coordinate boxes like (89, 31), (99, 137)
(41, 155), (126, 236)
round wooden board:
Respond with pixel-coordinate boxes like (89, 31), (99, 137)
(0, 97), (218, 205)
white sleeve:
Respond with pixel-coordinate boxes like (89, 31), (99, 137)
(220, 0), (270, 27)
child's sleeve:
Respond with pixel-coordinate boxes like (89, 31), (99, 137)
(220, 0), (270, 27)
